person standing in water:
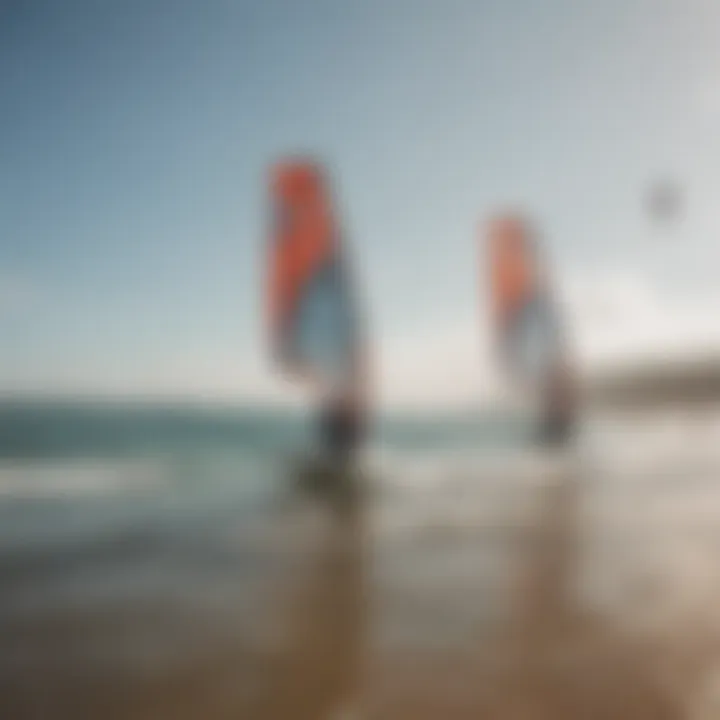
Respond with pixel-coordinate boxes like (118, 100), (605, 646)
(486, 213), (577, 447)
(266, 158), (369, 476)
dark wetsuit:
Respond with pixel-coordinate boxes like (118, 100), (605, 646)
(538, 408), (574, 446)
(537, 364), (576, 447)
(318, 401), (363, 464)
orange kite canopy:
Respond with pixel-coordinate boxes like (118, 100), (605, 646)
(266, 158), (338, 349)
(486, 212), (538, 327)
(271, 158), (323, 203)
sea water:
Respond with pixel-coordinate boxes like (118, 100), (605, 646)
(4, 399), (720, 717)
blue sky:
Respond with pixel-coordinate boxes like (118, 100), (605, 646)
(2, 0), (720, 407)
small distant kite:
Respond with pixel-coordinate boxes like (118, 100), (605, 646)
(647, 180), (682, 224)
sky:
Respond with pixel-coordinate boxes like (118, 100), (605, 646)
(2, 0), (720, 409)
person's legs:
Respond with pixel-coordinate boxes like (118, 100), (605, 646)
(537, 368), (576, 447)
(318, 403), (347, 464)
(318, 401), (364, 466)
(537, 411), (573, 447)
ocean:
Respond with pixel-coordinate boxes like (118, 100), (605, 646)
(2, 399), (720, 718)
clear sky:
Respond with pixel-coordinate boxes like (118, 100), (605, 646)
(2, 0), (720, 408)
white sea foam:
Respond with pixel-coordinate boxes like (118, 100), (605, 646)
(0, 459), (168, 499)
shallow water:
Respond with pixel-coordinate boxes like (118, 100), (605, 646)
(2, 404), (720, 718)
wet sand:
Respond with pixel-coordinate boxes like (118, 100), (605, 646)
(1, 453), (719, 719)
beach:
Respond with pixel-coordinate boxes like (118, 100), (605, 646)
(1, 406), (719, 718)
